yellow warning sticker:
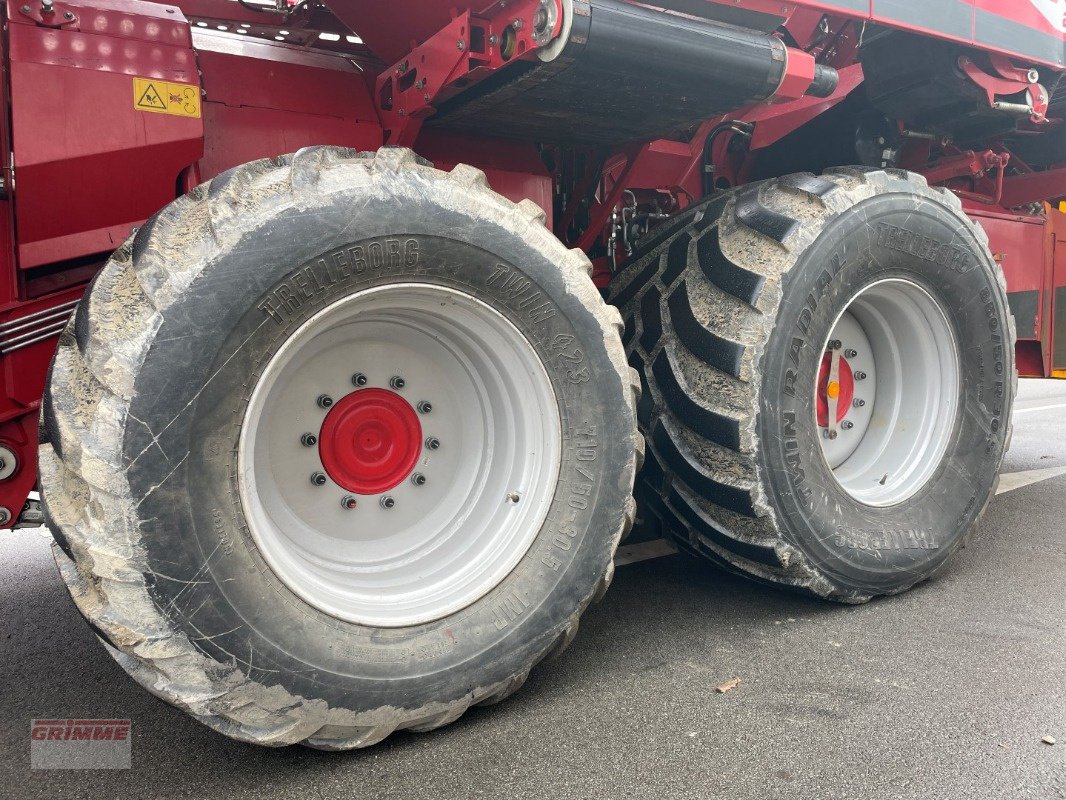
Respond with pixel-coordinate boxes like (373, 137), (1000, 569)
(133, 77), (201, 118)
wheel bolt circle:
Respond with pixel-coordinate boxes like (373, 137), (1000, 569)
(417, 401), (432, 414)
(317, 394), (333, 409)
(352, 373), (368, 387)
(411, 472), (426, 486)
(390, 376), (406, 390)
(301, 432), (318, 447)
(341, 495), (358, 510)
(310, 472), (327, 486)
(380, 495), (396, 509)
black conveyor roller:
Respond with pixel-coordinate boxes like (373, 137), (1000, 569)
(430, 0), (836, 145)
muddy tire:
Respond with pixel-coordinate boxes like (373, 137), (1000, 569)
(41, 147), (639, 748)
(612, 168), (1015, 602)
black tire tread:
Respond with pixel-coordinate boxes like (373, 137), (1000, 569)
(41, 146), (640, 749)
(614, 169), (1016, 602)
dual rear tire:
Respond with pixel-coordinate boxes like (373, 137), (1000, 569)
(41, 153), (1013, 749)
(611, 168), (1014, 601)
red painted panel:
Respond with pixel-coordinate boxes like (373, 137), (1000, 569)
(8, 0), (203, 268)
(972, 209), (1047, 301)
(193, 33), (382, 179)
(1053, 208), (1066, 373)
(194, 32), (379, 123)
(975, 0), (1064, 38)
(0, 29), (15, 309)
(199, 103), (380, 179)
(969, 205), (1057, 377)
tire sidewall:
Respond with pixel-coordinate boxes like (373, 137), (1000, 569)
(125, 178), (633, 710)
(758, 191), (1012, 594)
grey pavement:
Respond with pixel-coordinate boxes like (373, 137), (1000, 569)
(1, 381), (1064, 799)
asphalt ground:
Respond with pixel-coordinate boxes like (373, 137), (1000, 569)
(1, 380), (1064, 799)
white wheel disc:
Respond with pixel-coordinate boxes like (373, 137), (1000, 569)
(815, 279), (961, 506)
(239, 283), (561, 627)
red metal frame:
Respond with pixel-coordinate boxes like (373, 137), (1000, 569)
(377, 0), (562, 147)
(967, 202), (1061, 378)
(1053, 207), (1066, 379)
(0, 0), (1065, 526)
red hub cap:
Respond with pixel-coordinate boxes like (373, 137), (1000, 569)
(816, 351), (855, 427)
(318, 388), (423, 494)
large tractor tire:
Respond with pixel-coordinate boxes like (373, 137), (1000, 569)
(612, 168), (1015, 602)
(40, 147), (640, 748)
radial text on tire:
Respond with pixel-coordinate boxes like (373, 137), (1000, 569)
(40, 147), (640, 748)
(612, 168), (1015, 602)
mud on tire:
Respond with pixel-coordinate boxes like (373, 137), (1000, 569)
(41, 147), (640, 748)
(612, 168), (1015, 602)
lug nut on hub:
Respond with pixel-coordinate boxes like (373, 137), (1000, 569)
(351, 373), (368, 387)
(417, 401), (432, 414)
(317, 394), (333, 409)
(854, 371), (867, 380)
(829, 339), (842, 350)
(853, 398), (865, 408)
(301, 432), (318, 447)
(341, 495), (358, 510)
(390, 376), (406, 390)
(842, 420), (854, 430)
(425, 436), (440, 450)
(380, 495), (396, 509)
(310, 472), (327, 486)
(411, 472), (426, 486)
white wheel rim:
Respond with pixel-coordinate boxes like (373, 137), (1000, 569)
(239, 283), (561, 627)
(814, 279), (960, 506)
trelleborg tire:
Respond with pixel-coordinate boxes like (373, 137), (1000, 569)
(611, 168), (1015, 602)
(40, 146), (640, 748)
